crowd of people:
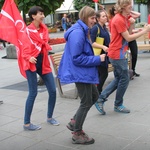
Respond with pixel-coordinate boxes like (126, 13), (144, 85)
(58, 0), (150, 144)
(94, 4), (142, 115)
(1, 0), (150, 146)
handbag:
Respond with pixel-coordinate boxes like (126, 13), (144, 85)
(93, 25), (104, 56)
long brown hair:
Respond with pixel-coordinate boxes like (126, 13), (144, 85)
(79, 6), (95, 25)
(95, 9), (108, 23)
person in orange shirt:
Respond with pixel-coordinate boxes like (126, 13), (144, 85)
(95, 0), (150, 115)
(108, 6), (141, 78)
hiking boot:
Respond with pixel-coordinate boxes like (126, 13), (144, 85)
(72, 130), (95, 145)
(114, 105), (130, 113)
(66, 119), (75, 131)
(95, 99), (106, 115)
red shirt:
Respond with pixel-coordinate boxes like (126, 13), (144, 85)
(22, 23), (52, 75)
(108, 14), (128, 59)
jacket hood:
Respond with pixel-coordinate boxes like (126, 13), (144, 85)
(64, 19), (89, 41)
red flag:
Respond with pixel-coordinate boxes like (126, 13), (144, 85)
(0, 0), (28, 78)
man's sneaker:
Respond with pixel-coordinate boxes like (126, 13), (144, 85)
(72, 130), (95, 145)
(95, 100), (106, 115)
(114, 105), (130, 113)
(23, 123), (41, 131)
(47, 118), (60, 126)
(66, 119), (75, 131)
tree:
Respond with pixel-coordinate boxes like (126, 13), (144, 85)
(0, 0), (64, 16)
(135, 0), (148, 4)
(73, 0), (97, 11)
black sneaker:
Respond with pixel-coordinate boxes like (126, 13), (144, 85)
(72, 130), (95, 145)
(0, 101), (3, 104)
(133, 71), (140, 77)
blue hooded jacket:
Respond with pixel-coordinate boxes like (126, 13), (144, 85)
(57, 20), (102, 84)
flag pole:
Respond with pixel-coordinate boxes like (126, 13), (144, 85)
(95, 2), (98, 11)
(93, 0), (99, 11)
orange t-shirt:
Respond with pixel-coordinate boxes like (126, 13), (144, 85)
(108, 14), (128, 59)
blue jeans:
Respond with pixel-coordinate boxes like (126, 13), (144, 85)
(24, 54), (56, 124)
(73, 83), (99, 132)
(99, 58), (129, 106)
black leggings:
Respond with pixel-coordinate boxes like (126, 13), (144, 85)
(128, 40), (138, 72)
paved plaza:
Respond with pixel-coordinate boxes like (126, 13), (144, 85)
(0, 32), (150, 150)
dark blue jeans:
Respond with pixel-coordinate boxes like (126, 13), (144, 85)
(73, 83), (99, 132)
(100, 58), (129, 106)
(24, 54), (56, 124)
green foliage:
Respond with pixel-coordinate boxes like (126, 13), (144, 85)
(0, 0), (64, 16)
(135, 0), (148, 4)
(73, 0), (96, 11)
(0, 0), (4, 8)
